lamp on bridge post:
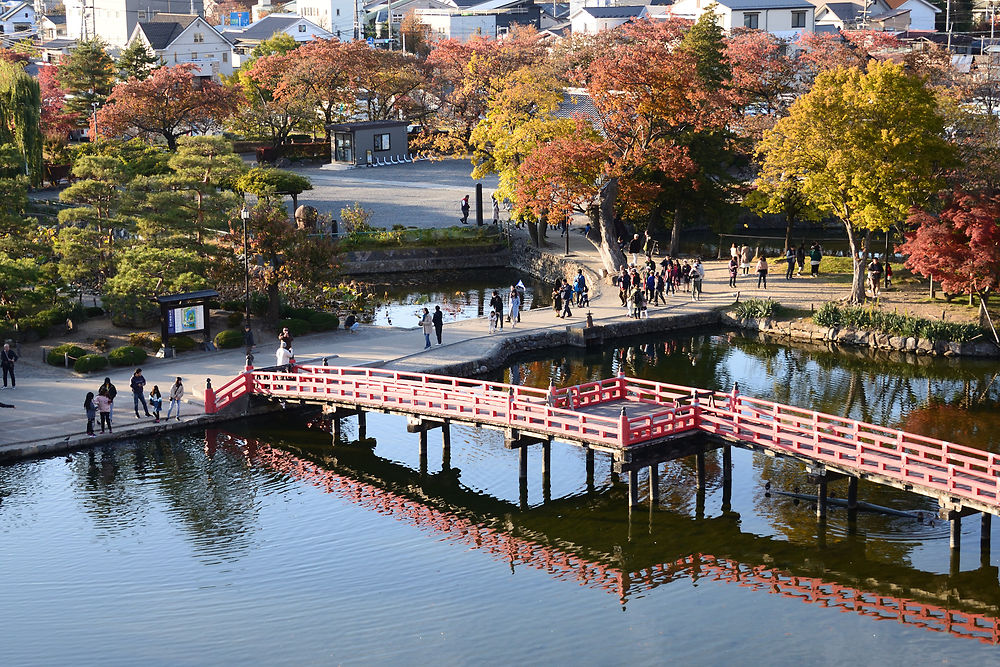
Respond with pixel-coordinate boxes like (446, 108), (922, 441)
(241, 206), (251, 325)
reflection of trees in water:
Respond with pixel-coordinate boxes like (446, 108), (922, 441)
(0, 459), (45, 511)
(73, 437), (261, 560)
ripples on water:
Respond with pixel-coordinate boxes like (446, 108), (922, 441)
(2, 329), (1000, 664)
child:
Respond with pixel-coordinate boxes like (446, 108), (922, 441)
(84, 391), (96, 437)
(579, 287), (590, 307)
(95, 387), (112, 434)
(489, 308), (498, 334)
(149, 385), (162, 423)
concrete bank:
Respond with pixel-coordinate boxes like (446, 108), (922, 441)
(341, 243), (509, 275)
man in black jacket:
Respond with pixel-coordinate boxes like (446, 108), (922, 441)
(489, 291), (504, 330)
(1, 343), (17, 388)
(432, 306), (444, 345)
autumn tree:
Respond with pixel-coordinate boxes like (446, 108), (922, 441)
(901, 192), (1000, 305)
(726, 28), (798, 119)
(756, 60), (953, 303)
(117, 40), (161, 81)
(794, 30), (900, 86)
(38, 64), (77, 143)
(400, 10), (431, 56)
(96, 64), (238, 150)
(229, 52), (315, 146)
(57, 38), (116, 123)
(272, 39), (354, 141)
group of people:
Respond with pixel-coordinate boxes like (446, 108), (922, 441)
(614, 257), (706, 318)
(418, 306), (446, 348)
(726, 242), (826, 290)
(552, 270), (589, 319)
(83, 372), (184, 436)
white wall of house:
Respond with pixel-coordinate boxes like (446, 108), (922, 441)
(569, 12), (634, 35)
(65, 0), (205, 50)
(417, 10), (495, 41)
(671, 0), (814, 39)
(296, 0), (359, 37)
(0, 3), (36, 34)
(900, 0), (938, 31)
(164, 23), (233, 78)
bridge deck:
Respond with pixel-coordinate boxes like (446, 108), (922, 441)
(205, 364), (1000, 516)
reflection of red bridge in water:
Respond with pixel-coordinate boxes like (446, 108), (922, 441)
(207, 431), (1000, 646)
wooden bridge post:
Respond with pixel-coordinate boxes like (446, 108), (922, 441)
(649, 464), (659, 506)
(441, 422), (451, 471)
(816, 480), (828, 519)
(847, 477), (859, 510)
(951, 514), (962, 552)
(519, 447), (529, 509)
(357, 411), (367, 440)
(628, 468), (639, 507)
(332, 417), (341, 444)
(204, 378), (216, 414)
(695, 451), (706, 490)
(721, 445), (732, 511)
(542, 440), (551, 503)
(982, 513), (992, 567)
(419, 430), (428, 475)
(586, 448), (595, 492)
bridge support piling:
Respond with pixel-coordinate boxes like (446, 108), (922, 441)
(816, 480), (828, 520)
(357, 411), (366, 440)
(586, 449), (595, 493)
(649, 464), (659, 506)
(982, 513), (992, 567)
(519, 447), (529, 509)
(721, 446), (732, 511)
(442, 423), (451, 470)
(847, 477), (859, 527)
(695, 452), (706, 490)
(332, 417), (341, 444)
(628, 468), (639, 507)
(419, 430), (428, 475)
(951, 514), (962, 552)
(542, 441), (551, 504)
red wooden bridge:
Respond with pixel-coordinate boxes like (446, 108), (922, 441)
(206, 364), (1000, 545)
(206, 431), (1000, 646)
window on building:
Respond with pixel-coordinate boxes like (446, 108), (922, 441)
(222, 52), (228, 62)
(298, 24), (306, 32)
(791, 10), (806, 28)
(191, 51), (198, 59)
(137, 9), (147, 20)
(374, 133), (390, 151)
(194, 32), (204, 42)
(744, 12), (759, 28)
(336, 9), (340, 15)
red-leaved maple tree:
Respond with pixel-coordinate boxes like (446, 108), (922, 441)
(96, 64), (238, 150)
(900, 192), (1000, 301)
(38, 64), (78, 141)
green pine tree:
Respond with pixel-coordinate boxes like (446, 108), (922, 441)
(56, 38), (116, 125)
(681, 5), (731, 91)
(117, 40), (161, 81)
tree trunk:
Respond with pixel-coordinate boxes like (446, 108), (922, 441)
(538, 210), (548, 243)
(597, 177), (626, 272)
(783, 211), (795, 254)
(527, 213), (539, 247)
(266, 281), (281, 323)
(844, 221), (868, 304)
(669, 208), (683, 257)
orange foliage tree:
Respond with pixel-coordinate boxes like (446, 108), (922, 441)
(96, 64), (238, 150)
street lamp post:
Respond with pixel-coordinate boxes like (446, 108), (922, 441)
(242, 206), (251, 325)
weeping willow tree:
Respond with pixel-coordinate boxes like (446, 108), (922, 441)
(0, 60), (42, 186)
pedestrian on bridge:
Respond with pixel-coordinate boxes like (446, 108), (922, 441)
(432, 306), (444, 345)
(276, 341), (292, 368)
(419, 308), (433, 348)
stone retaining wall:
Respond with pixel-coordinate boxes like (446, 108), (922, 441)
(342, 243), (510, 275)
(722, 313), (1000, 358)
(509, 238), (604, 296)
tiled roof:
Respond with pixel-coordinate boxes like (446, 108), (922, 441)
(579, 5), (646, 18)
(138, 21), (184, 49)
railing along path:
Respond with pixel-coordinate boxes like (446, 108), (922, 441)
(206, 365), (1000, 511)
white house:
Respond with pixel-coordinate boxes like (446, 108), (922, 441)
(38, 12), (66, 39)
(416, 8), (496, 40)
(295, 0), (360, 38)
(0, 1), (35, 36)
(883, 0), (938, 31)
(64, 0), (206, 50)
(128, 14), (234, 79)
(221, 13), (332, 66)
(569, 5), (646, 34)
(671, 0), (816, 40)
(813, 0), (934, 32)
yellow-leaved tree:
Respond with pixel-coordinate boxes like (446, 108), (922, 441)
(755, 60), (954, 303)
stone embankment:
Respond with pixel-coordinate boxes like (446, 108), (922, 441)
(723, 313), (1000, 358)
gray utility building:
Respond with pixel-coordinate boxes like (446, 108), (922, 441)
(327, 120), (409, 167)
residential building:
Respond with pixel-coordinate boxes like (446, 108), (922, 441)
(39, 12), (65, 39)
(813, 0), (938, 32)
(416, 0), (540, 41)
(64, 0), (206, 50)
(38, 36), (74, 62)
(0, 0), (35, 35)
(670, 0), (816, 39)
(881, 0), (939, 31)
(296, 0), (360, 37)
(221, 13), (332, 66)
(128, 13), (234, 78)
(569, 5), (646, 34)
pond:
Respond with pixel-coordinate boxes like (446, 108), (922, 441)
(363, 268), (551, 327)
(2, 329), (998, 664)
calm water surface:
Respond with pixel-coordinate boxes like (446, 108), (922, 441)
(2, 330), (999, 665)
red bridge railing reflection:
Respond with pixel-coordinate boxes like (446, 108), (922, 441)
(206, 431), (1000, 645)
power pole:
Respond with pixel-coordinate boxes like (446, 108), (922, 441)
(946, 0), (952, 52)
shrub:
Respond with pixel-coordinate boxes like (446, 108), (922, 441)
(92, 337), (109, 352)
(169, 335), (196, 352)
(129, 331), (161, 348)
(811, 304), (982, 342)
(84, 306), (104, 317)
(215, 328), (244, 349)
(108, 345), (148, 366)
(278, 317), (311, 336)
(47, 344), (88, 366)
(74, 354), (109, 373)
(306, 311), (339, 331)
(733, 298), (780, 320)
(813, 303), (841, 328)
(227, 311), (245, 328)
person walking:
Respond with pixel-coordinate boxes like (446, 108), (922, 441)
(785, 247), (796, 280)
(728, 256), (738, 288)
(573, 269), (587, 305)
(692, 259), (705, 300)
(459, 195), (471, 224)
(561, 281), (574, 318)
(149, 385), (162, 423)
(131, 368), (151, 418)
(84, 391), (97, 437)
(628, 234), (642, 266)
(810, 244), (822, 276)
(730, 243), (739, 265)
(489, 308), (498, 334)
(508, 289), (520, 327)
(756, 255), (769, 289)
(492, 194), (500, 225)
(1, 342), (16, 389)
(868, 257), (883, 297)
(552, 282), (563, 317)
(100, 377), (117, 419)
(796, 243), (806, 276)
(95, 387), (112, 433)
(490, 290), (504, 330)
(432, 305), (444, 345)
(741, 244), (752, 275)
(654, 271), (666, 305)
(167, 377), (183, 421)
(419, 308), (433, 348)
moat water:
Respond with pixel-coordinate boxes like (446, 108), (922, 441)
(2, 330), (999, 664)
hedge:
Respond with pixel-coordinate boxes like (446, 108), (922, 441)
(108, 345), (148, 366)
(278, 318), (311, 337)
(84, 306), (104, 317)
(47, 344), (88, 366)
(170, 335), (196, 352)
(813, 304), (982, 342)
(215, 329), (244, 349)
(74, 354), (109, 373)
(306, 311), (339, 331)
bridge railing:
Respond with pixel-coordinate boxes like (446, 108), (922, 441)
(698, 395), (1000, 505)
